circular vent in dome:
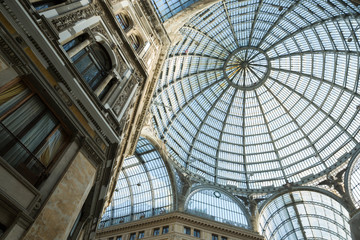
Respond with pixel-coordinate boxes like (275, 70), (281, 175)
(152, 0), (360, 192)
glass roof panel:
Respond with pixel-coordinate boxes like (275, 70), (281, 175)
(152, 0), (360, 192)
(259, 190), (351, 240)
(99, 137), (173, 228)
(186, 189), (249, 228)
(349, 154), (360, 208)
(151, 0), (200, 22)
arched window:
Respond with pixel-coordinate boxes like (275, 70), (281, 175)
(259, 190), (351, 240)
(31, 0), (67, 11)
(99, 137), (173, 228)
(63, 35), (113, 96)
(185, 188), (250, 229)
(116, 13), (131, 31)
(129, 34), (141, 51)
(0, 78), (68, 186)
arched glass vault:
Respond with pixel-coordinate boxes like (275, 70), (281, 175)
(151, 0), (360, 192)
(99, 137), (174, 228)
(259, 190), (352, 240)
(185, 187), (251, 229)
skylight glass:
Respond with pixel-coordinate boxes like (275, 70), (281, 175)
(186, 188), (250, 228)
(152, 0), (360, 192)
(349, 153), (360, 208)
(99, 137), (173, 228)
(151, 0), (200, 22)
(259, 190), (351, 240)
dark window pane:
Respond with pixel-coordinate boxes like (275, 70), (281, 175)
(194, 229), (200, 238)
(153, 228), (160, 236)
(129, 233), (136, 240)
(162, 226), (169, 234)
(82, 64), (100, 86)
(74, 53), (92, 73)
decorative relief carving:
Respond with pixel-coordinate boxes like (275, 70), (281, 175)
(83, 139), (103, 164)
(117, 54), (128, 77)
(54, 85), (73, 106)
(128, 45), (169, 154)
(106, 114), (117, 129)
(91, 24), (110, 40)
(90, 25), (128, 77)
(0, 35), (24, 67)
(52, 4), (102, 32)
(112, 77), (137, 115)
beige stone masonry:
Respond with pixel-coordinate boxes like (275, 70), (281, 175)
(23, 151), (96, 240)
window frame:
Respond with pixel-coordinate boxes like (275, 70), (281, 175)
(137, 231), (144, 239)
(129, 233), (136, 240)
(184, 226), (191, 235)
(194, 229), (200, 238)
(0, 77), (70, 186)
(153, 228), (160, 236)
(162, 226), (169, 234)
(63, 35), (113, 98)
(212, 234), (218, 240)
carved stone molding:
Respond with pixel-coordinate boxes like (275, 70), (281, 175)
(91, 24), (111, 40)
(127, 47), (169, 155)
(90, 24), (128, 77)
(52, 3), (102, 32)
(113, 76), (137, 115)
(54, 85), (73, 106)
(0, 35), (24, 67)
(82, 138), (104, 165)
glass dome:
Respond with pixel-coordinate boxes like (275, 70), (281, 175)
(152, 0), (360, 192)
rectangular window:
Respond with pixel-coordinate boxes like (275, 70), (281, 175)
(153, 228), (160, 236)
(194, 229), (200, 238)
(162, 226), (169, 234)
(221, 237), (227, 240)
(138, 231), (144, 239)
(184, 226), (191, 235)
(129, 233), (136, 240)
(212, 234), (218, 240)
(0, 78), (68, 186)
(116, 237), (122, 240)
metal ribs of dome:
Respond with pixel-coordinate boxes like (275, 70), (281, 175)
(223, 47), (271, 90)
(151, 0), (360, 193)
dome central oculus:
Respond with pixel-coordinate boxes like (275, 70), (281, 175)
(223, 47), (270, 90)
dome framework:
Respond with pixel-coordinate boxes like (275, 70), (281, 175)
(152, 0), (360, 192)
